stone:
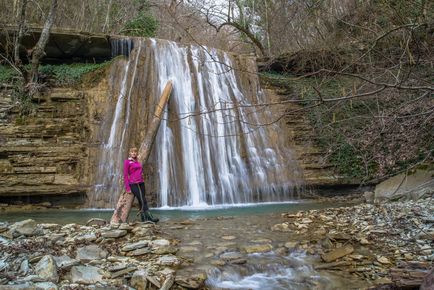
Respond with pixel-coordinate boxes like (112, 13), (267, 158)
(11, 219), (38, 236)
(221, 236), (236, 240)
(110, 267), (137, 279)
(321, 245), (354, 263)
(359, 238), (370, 245)
(271, 222), (290, 232)
(160, 275), (174, 290)
(175, 273), (207, 289)
(151, 239), (170, 247)
(19, 259), (29, 275)
(76, 245), (108, 262)
(374, 169), (433, 202)
(128, 247), (152, 256)
(85, 218), (107, 227)
(101, 229), (127, 238)
(70, 266), (103, 284)
(377, 256), (391, 264)
(35, 255), (58, 283)
(75, 232), (97, 242)
(220, 252), (243, 261)
(130, 269), (148, 290)
(243, 244), (273, 254)
(284, 241), (298, 249)
(152, 246), (177, 255)
(364, 191), (374, 203)
(53, 255), (79, 270)
(121, 240), (149, 252)
(34, 282), (58, 290)
(157, 255), (181, 267)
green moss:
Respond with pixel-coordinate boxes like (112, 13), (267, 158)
(0, 66), (19, 84)
(39, 62), (111, 86)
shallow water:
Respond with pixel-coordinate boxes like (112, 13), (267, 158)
(0, 200), (351, 224)
(0, 201), (367, 289)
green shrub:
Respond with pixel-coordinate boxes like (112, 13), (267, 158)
(121, 11), (158, 37)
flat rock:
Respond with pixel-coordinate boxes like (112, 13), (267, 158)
(220, 252), (243, 261)
(321, 245), (354, 263)
(53, 255), (79, 270)
(101, 229), (127, 238)
(70, 265), (103, 284)
(157, 255), (181, 267)
(221, 236), (236, 240)
(128, 247), (152, 256)
(271, 223), (290, 232)
(243, 244), (273, 254)
(121, 241), (149, 252)
(76, 245), (108, 262)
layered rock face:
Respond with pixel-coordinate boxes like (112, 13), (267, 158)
(0, 79), (110, 205)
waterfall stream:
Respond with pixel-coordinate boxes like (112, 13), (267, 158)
(90, 38), (302, 208)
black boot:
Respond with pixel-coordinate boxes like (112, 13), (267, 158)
(143, 210), (159, 223)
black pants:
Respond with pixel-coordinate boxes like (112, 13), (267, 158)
(129, 182), (149, 212)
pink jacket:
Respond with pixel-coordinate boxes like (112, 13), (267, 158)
(123, 158), (144, 192)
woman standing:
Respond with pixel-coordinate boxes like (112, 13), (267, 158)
(124, 147), (159, 223)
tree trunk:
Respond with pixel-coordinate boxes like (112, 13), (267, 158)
(103, 0), (113, 33)
(14, 0), (28, 81)
(30, 0), (58, 83)
(110, 81), (173, 224)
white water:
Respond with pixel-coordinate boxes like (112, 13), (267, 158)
(91, 38), (302, 208)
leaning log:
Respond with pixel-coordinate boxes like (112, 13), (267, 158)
(110, 81), (173, 224)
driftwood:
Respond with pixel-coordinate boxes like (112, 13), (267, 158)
(110, 81), (173, 224)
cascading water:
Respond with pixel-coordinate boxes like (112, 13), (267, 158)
(89, 38), (302, 208)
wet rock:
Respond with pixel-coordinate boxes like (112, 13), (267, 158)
(157, 255), (181, 267)
(243, 244), (273, 254)
(220, 252), (243, 261)
(180, 246), (200, 253)
(101, 229), (127, 238)
(321, 245), (354, 263)
(284, 241), (298, 249)
(53, 255), (79, 270)
(76, 245), (108, 262)
(175, 273), (207, 289)
(271, 222), (290, 232)
(35, 255), (58, 283)
(70, 265), (103, 284)
(0, 283), (34, 289)
(85, 218), (107, 227)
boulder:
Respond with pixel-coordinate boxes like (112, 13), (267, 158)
(53, 255), (79, 270)
(35, 255), (58, 283)
(34, 282), (58, 290)
(374, 169), (433, 202)
(101, 229), (127, 238)
(11, 219), (39, 236)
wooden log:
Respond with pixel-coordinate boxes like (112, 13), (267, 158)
(110, 81), (173, 224)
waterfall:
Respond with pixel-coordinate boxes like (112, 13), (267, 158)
(89, 38), (302, 208)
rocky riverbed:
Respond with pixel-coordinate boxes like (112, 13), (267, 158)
(0, 197), (433, 289)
